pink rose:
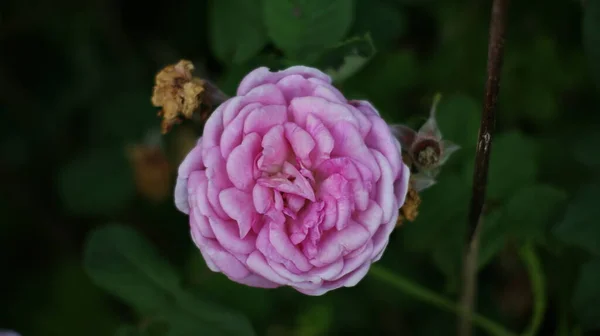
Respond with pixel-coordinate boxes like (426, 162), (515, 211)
(175, 66), (410, 295)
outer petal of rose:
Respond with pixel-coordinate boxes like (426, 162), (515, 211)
(372, 150), (395, 224)
(191, 201), (215, 239)
(220, 103), (260, 158)
(190, 216), (218, 272)
(354, 200), (383, 235)
(246, 250), (289, 285)
(290, 97), (360, 130)
(338, 262), (371, 288)
(243, 83), (287, 106)
(236, 274), (280, 289)
(329, 122), (380, 181)
(219, 188), (258, 239)
(311, 222), (370, 267)
(178, 141), (204, 178)
(308, 78), (346, 103)
(371, 207), (399, 260)
(190, 223), (251, 280)
(243, 105), (288, 136)
(208, 215), (256, 255)
(349, 99), (379, 116)
(305, 258), (344, 281)
(284, 122), (316, 168)
(395, 163), (411, 207)
(174, 176), (190, 214)
(276, 74), (317, 101)
(202, 103), (226, 149)
(203, 147), (232, 218)
(191, 171), (217, 219)
(372, 240), (388, 262)
(302, 261), (371, 296)
(237, 66), (331, 96)
(332, 240), (373, 281)
(226, 132), (261, 191)
(267, 259), (321, 286)
(365, 115), (403, 178)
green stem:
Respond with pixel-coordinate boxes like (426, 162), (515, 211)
(369, 265), (517, 336)
(519, 243), (547, 336)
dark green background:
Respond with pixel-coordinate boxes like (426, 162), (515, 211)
(2, 0), (600, 335)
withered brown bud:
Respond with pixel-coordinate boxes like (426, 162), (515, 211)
(127, 143), (171, 202)
(151, 60), (206, 134)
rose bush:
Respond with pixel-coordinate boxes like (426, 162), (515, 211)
(175, 66), (410, 295)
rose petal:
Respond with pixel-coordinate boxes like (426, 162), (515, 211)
(354, 200), (383, 235)
(219, 188), (259, 238)
(311, 222), (370, 267)
(269, 220), (313, 272)
(220, 103), (260, 158)
(305, 114), (334, 165)
(246, 251), (290, 284)
(243, 105), (288, 135)
(208, 216), (256, 255)
(237, 67), (331, 96)
(226, 132), (261, 191)
(284, 122), (315, 168)
(259, 125), (289, 173)
(191, 225), (250, 280)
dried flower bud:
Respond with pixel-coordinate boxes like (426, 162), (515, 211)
(390, 93), (460, 192)
(397, 183), (421, 227)
(151, 60), (207, 134)
(126, 134), (171, 202)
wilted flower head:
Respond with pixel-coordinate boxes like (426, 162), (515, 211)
(390, 94), (459, 191)
(174, 66), (410, 295)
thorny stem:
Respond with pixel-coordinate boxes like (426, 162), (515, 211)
(459, 222), (482, 336)
(468, 0), (509, 242)
(462, 0), (509, 335)
(369, 265), (517, 336)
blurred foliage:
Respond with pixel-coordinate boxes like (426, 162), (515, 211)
(2, 0), (600, 335)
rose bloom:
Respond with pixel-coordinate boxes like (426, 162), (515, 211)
(175, 66), (410, 295)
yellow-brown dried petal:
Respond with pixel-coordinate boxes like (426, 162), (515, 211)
(127, 144), (172, 202)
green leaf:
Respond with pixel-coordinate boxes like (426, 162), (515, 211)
(58, 148), (135, 215)
(187, 251), (274, 325)
(583, 0), (600, 89)
(263, 0), (354, 57)
(319, 34), (377, 83)
(84, 224), (181, 314)
(478, 210), (506, 269)
(486, 131), (538, 200)
(572, 258), (600, 329)
(165, 294), (256, 336)
(114, 325), (143, 336)
(351, 0), (406, 49)
(209, 0), (268, 64)
(295, 303), (333, 336)
(84, 224), (255, 336)
(573, 130), (600, 168)
(30, 261), (119, 336)
(343, 50), (418, 121)
(436, 94), (480, 150)
(501, 185), (568, 242)
(553, 180), (600, 256)
(402, 173), (469, 290)
(89, 89), (158, 146)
